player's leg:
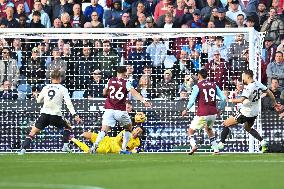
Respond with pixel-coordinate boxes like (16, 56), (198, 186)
(243, 118), (267, 152)
(18, 114), (48, 155)
(188, 116), (205, 155)
(90, 109), (114, 153)
(61, 120), (73, 153)
(204, 115), (219, 154)
(117, 111), (133, 154)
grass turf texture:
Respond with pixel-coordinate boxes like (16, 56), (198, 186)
(0, 153), (283, 189)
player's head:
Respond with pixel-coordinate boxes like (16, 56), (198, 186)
(197, 69), (207, 80)
(126, 101), (133, 113)
(50, 69), (61, 83)
(116, 66), (127, 78)
(242, 69), (254, 85)
(132, 126), (145, 139)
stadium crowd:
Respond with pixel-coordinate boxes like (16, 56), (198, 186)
(0, 0), (283, 115)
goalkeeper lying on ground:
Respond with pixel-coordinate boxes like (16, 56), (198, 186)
(72, 112), (146, 153)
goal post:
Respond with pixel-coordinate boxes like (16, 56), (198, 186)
(0, 28), (266, 153)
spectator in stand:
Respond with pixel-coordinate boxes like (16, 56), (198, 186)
(186, 9), (206, 28)
(0, 47), (19, 88)
(208, 7), (219, 23)
(181, 37), (202, 69)
(14, 3), (26, 19)
(142, 65), (157, 87)
(208, 36), (228, 61)
(116, 12), (131, 28)
(214, 7), (237, 28)
(52, 17), (62, 28)
(130, 1), (151, 27)
(257, 2), (269, 28)
(53, 0), (73, 21)
(131, 0), (151, 18)
(11, 38), (25, 72)
(75, 45), (96, 89)
(41, 0), (52, 20)
(46, 47), (66, 82)
(135, 12), (147, 28)
(205, 50), (232, 90)
(71, 4), (86, 28)
(202, 36), (216, 56)
(155, 69), (178, 100)
(12, 1), (30, 14)
(226, 0), (246, 22)
(228, 33), (249, 79)
(0, 0), (14, 18)
(136, 74), (153, 100)
(61, 12), (72, 28)
(178, 74), (197, 95)
(1, 6), (19, 28)
(175, 0), (185, 19)
(172, 50), (196, 84)
(201, 0), (219, 22)
(176, 88), (189, 100)
(236, 13), (245, 27)
(145, 16), (156, 28)
(90, 11), (104, 28)
(105, 0), (123, 28)
(84, 0), (104, 23)
(154, 0), (170, 23)
(261, 7), (284, 45)
(263, 36), (277, 67)
(127, 39), (152, 76)
(28, 10), (44, 28)
(126, 64), (138, 88)
(18, 14), (28, 27)
(207, 20), (215, 27)
(156, 2), (176, 28)
(0, 80), (18, 100)
(262, 78), (284, 111)
(271, 0), (283, 15)
(161, 12), (178, 28)
(146, 36), (167, 81)
(85, 69), (105, 99)
(96, 40), (119, 82)
(266, 51), (284, 90)
(23, 47), (45, 91)
(277, 37), (284, 51)
(28, 0), (51, 28)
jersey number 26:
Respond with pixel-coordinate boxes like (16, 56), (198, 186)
(109, 86), (124, 100)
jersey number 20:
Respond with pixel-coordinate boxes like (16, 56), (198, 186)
(109, 86), (124, 100)
(203, 88), (215, 103)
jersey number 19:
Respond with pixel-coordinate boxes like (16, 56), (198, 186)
(203, 88), (215, 103)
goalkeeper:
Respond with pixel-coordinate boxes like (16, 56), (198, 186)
(72, 111), (147, 153)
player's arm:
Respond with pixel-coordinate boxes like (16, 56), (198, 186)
(182, 85), (199, 116)
(63, 88), (81, 123)
(228, 87), (249, 103)
(128, 81), (151, 107)
(216, 86), (227, 110)
(103, 81), (109, 97)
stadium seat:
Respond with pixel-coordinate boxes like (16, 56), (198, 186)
(72, 90), (85, 99)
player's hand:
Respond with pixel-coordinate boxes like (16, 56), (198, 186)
(181, 110), (188, 117)
(74, 115), (82, 124)
(143, 101), (152, 108)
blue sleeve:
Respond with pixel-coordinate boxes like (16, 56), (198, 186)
(216, 86), (226, 110)
(187, 85), (199, 109)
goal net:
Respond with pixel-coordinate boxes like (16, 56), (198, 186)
(0, 28), (273, 153)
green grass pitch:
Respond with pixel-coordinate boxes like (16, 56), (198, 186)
(0, 153), (283, 189)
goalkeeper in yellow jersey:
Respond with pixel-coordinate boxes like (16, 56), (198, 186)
(72, 111), (147, 154)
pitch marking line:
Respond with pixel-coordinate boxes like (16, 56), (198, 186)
(0, 182), (104, 189)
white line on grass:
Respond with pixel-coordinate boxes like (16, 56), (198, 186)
(0, 182), (104, 189)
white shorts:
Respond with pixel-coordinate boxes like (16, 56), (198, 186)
(102, 109), (131, 127)
(190, 114), (217, 130)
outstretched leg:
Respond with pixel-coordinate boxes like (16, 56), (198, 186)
(120, 124), (133, 154)
(188, 128), (198, 155)
(18, 124), (41, 155)
(90, 125), (109, 153)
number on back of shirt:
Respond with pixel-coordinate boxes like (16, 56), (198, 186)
(48, 90), (56, 100)
(109, 86), (124, 100)
(203, 88), (215, 103)
(252, 89), (261, 102)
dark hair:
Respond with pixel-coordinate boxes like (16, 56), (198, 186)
(116, 66), (127, 73)
(275, 51), (283, 56)
(126, 101), (132, 105)
(143, 65), (152, 69)
(243, 69), (254, 78)
(103, 40), (110, 44)
(198, 69), (207, 79)
(271, 77), (279, 82)
(33, 11), (41, 17)
(50, 69), (61, 80)
(237, 14), (244, 18)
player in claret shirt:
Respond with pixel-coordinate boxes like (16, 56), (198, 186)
(89, 66), (151, 154)
(182, 69), (226, 155)
(18, 69), (81, 155)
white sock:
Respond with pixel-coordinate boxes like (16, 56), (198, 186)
(63, 143), (69, 148)
(210, 137), (218, 152)
(122, 131), (131, 151)
(189, 135), (196, 148)
(94, 131), (105, 148)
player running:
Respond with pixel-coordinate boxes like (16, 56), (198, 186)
(89, 66), (151, 154)
(218, 70), (281, 152)
(182, 69), (226, 155)
(18, 70), (81, 155)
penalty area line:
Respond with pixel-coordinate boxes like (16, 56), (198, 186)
(0, 182), (104, 189)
